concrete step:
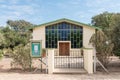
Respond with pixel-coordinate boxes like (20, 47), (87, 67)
(53, 68), (87, 74)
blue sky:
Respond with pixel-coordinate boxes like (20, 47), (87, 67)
(0, 0), (120, 26)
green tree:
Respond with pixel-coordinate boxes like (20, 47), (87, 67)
(0, 19), (34, 49)
(90, 30), (114, 67)
(111, 14), (120, 56)
(1, 27), (22, 49)
(0, 20), (33, 70)
(7, 20), (33, 45)
(92, 12), (120, 57)
(92, 12), (114, 38)
(7, 20), (33, 32)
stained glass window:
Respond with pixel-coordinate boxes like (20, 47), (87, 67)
(45, 22), (83, 48)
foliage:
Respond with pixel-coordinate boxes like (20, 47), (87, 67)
(42, 49), (46, 57)
(92, 12), (114, 38)
(11, 44), (31, 70)
(0, 19), (33, 49)
(42, 49), (46, 53)
(3, 48), (13, 57)
(7, 20), (33, 32)
(92, 12), (120, 57)
(111, 14), (120, 56)
(6, 19), (33, 48)
(0, 50), (3, 59)
(0, 29), (5, 59)
(1, 27), (21, 49)
(92, 12), (113, 29)
(90, 30), (114, 67)
(0, 20), (33, 70)
(0, 32), (5, 49)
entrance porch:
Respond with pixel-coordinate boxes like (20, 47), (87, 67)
(47, 49), (94, 74)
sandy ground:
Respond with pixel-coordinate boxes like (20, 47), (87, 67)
(0, 73), (120, 80)
(0, 57), (120, 80)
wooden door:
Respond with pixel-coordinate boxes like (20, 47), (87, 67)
(59, 42), (70, 56)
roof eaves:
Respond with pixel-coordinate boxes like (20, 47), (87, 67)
(63, 18), (101, 30)
(29, 18), (101, 30)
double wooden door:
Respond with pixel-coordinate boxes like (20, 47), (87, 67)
(59, 42), (70, 56)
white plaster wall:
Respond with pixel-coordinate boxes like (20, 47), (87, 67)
(83, 26), (95, 48)
(32, 26), (45, 48)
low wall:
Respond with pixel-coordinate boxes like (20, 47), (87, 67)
(83, 49), (93, 74)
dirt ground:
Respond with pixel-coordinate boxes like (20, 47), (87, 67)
(0, 57), (120, 80)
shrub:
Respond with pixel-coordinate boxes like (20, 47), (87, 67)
(0, 50), (3, 59)
(3, 48), (13, 57)
(11, 44), (31, 70)
(42, 49), (46, 57)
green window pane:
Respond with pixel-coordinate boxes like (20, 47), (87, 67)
(45, 22), (83, 48)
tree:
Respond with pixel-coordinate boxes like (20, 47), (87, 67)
(7, 20), (33, 32)
(92, 12), (120, 57)
(6, 20), (33, 46)
(1, 27), (22, 49)
(90, 30), (114, 67)
(0, 20), (33, 70)
(0, 19), (34, 49)
(111, 14), (120, 56)
(91, 12), (114, 38)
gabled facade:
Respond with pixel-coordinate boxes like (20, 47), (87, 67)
(30, 18), (97, 74)
(31, 18), (97, 56)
